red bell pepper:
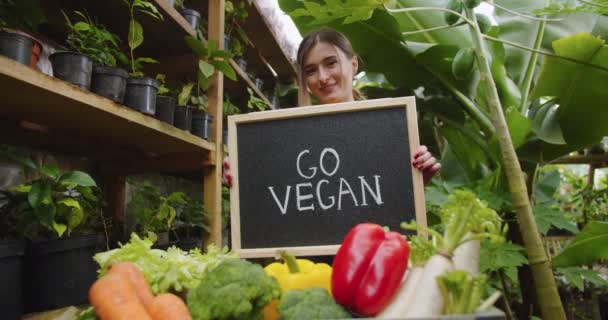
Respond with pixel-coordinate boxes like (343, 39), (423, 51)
(331, 223), (409, 316)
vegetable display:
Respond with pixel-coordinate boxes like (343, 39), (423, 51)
(331, 223), (410, 316)
(93, 233), (237, 294)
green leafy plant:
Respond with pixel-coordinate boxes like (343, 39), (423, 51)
(225, 0), (251, 57)
(5, 164), (102, 239)
(174, 197), (210, 239)
(247, 87), (270, 112)
(223, 95), (241, 117)
(176, 81), (208, 111)
(173, 0), (185, 10)
(155, 73), (170, 95)
(122, 0), (163, 76)
(185, 35), (236, 90)
(62, 10), (128, 67)
(127, 181), (187, 234)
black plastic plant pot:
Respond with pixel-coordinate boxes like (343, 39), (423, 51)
(223, 128), (228, 144)
(23, 233), (106, 312)
(124, 76), (160, 115)
(155, 95), (176, 124)
(191, 110), (214, 140)
(91, 66), (128, 103)
(180, 9), (201, 30)
(0, 239), (25, 320)
(49, 51), (93, 89)
(234, 56), (247, 72)
(174, 105), (193, 131)
(0, 30), (33, 65)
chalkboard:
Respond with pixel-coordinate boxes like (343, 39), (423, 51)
(228, 97), (426, 258)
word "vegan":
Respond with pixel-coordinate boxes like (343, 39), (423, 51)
(268, 148), (384, 214)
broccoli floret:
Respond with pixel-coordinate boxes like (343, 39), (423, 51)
(187, 259), (281, 320)
(278, 288), (350, 320)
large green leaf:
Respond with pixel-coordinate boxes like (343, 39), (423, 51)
(58, 198), (84, 232)
(28, 181), (52, 209)
(531, 33), (608, 147)
(495, 0), (602, 85)
(393, 0), (471, 47)
(533, 204), (578, 235)
(128, 19), (144, 50)
(40, 164), (59, 180)
(439, 122), (492, 182)
(59, 171), (97, 187)
(534, 169), (560, 204)
(556, 267), (608, 291)
(553, 221), (608, 267)
(480, 241), (528, 282)
(527, 99), (565, 144)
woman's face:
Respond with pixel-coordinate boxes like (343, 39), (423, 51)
(302, 42), (358, 104)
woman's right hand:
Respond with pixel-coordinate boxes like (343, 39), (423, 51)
(222, 157), (233, 187)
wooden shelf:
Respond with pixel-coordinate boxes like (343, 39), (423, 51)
(38, 0), (281, 105)
(0, 56), (214, 171)
(228, 59), (274, 108)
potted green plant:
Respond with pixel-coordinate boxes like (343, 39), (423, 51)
(247, 87), (271, 112)
(126, 180), (186, 248)
(61, 10), (130, 102)
(0, 0), (45, 67)
(0, 145), (37, 319)
(4, 160), (107, 312)
(122, 0), (163, 115)
(175, 0), (202, 30)
(172, 195), (209, 251)
(225, 0), (250, 59)
(154, 73), (176, 124)
(174, 82), (195, 131)
(190, 94), (214, 140)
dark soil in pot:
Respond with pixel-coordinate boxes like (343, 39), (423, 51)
(23, 233), (107, 312)
(91, 66), (128, 103)
(0, 239), (25, 320)
(191, 110), (214, 140)
(49, 51), (93, 89)
(0, 30), (33, 65)
(174, 106), (193, 131)
(155, 95), (176, 124)
(180, 9), (201, 30)
(124, 76), (159, 115)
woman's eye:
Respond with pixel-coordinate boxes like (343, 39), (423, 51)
(327, 60), (337, 67)
(305, 69), (317, 76)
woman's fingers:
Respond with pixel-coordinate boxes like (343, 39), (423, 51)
(222, 157), (232, 187)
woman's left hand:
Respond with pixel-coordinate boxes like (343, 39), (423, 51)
(412, 145), (441, 185)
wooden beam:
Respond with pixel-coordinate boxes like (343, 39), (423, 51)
(99, 151), (211, 175)
(102, 174), (127, 242)
(204, 0), (226, 248)
(550, 154), (608, 167)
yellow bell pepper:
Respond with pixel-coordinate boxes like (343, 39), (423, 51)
(263, 251), (332, 320)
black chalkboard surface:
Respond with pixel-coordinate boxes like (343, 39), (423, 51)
(228, 97), (426, 258)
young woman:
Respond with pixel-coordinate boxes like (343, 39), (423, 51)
(223, 28), (440, 186)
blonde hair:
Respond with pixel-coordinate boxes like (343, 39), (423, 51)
(296, 28), (363, 106)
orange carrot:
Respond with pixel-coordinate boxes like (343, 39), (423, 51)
(108, 262), (155, 311)
(89, 272), (152, 320)
(149, 293), (192, 320)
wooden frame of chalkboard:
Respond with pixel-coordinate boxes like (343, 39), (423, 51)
(228, 97), (426, 258)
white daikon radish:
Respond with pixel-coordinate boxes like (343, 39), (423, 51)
(453, 237), (480, 274)
(398, 190), (504, 319)
(376, 235), (436, 319)
(403, 254), (454, 318)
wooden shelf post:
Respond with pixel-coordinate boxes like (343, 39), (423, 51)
(204, 0), (226, 247)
